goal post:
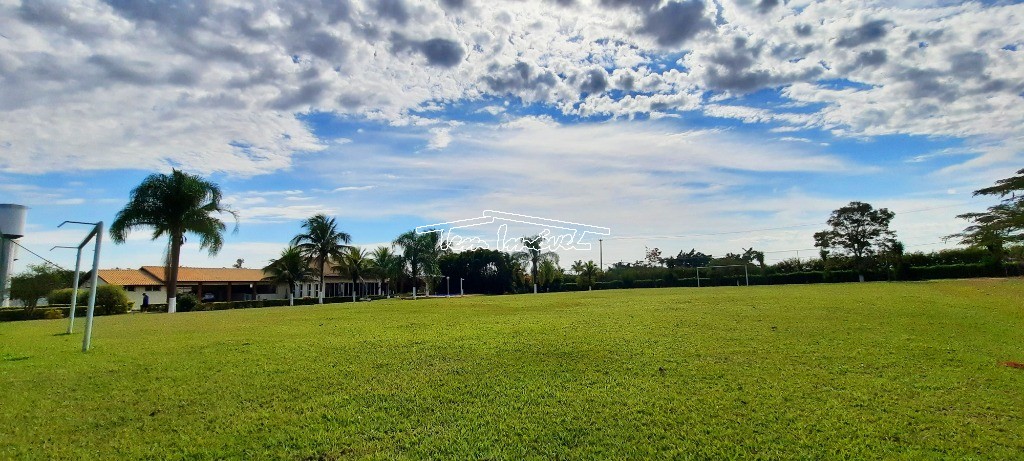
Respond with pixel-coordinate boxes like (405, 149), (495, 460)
(695, 264), (752, 287)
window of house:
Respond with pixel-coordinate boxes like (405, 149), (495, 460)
(126, 286), (136, 292)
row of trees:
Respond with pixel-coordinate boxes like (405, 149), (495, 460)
(25, 167), (1016, 314)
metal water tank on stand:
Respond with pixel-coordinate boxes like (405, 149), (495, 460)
(0, 204), (28, 307)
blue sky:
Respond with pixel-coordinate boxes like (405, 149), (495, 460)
(1, 0), (1021, 272)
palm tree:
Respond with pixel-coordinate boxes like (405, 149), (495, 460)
(571, 260), (585, 277)
(513, 235), (559, 294)
(578, 260), (600, 290)
(370, 246), (402, 298)
(336, 246), (372, 302)
(393, 230), (442, 299)
(263, 245), (313, 306)
(538, 259), (560, 292)
(291, 214), (351, 304)
(110, 169), (237, 313)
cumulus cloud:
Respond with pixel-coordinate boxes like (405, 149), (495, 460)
(0, 0), (1022, 178)
(640, 1), (716, 47)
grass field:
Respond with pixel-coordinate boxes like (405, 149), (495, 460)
(2, 279), (1024, 459)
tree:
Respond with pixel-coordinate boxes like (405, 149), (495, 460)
(10, 264), (73, 311)
(948, 169), (1024, 264)
(438, 249), (518, 295)
(110, 169), (237, 313)
(662, 249), (712, 268)
(233, 258), (245, 269)
(813, 201), (896, 282)
(393, 230), (442, 299)
(513, 235), (559, 294)
(291, 214), (351, 304)
(644, 247), (663, 267)
(336, 246), (372, 302)
(263, 245), (313, 306)
(884, 239), (907, 280)
(370, 246), (402, 298)
(742, 247), (766, 273)
(537, 259), (560, 292)
(577, 260), (601, 290)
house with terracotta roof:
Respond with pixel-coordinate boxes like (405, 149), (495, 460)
(94, 266), (385, 308)
(95, 266), (287, 308)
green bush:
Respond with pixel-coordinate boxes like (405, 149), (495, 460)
(176, 293), (203, 312)
(91, 285), (133, 315)
(42, 309), (65, 319)
(1, 307), (66, 322)
(47, 288), (84, 305)
(141, 303), (167, 313)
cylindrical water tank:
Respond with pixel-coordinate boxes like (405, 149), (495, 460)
(0, 204), (28, 238)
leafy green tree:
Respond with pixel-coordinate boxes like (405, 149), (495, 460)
(370, 246), (403, 298)
(336, 246), (372, 302)
(10, 264), (73, 312)
(393, 230), (442, 298)
(109, 169), (236, 314)
(814, 201), (896, 282)
(662, 249), (712, 268)
(876, 239), (907, 281)
(948, 170), (1024, 264)
(291, 214), (351, 304)
(513, 235), (559, 294)
(263, 245), (313, 306)
(742, 247), (766, 273)
(437, 249), (518, 295)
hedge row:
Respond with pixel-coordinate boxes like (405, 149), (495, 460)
(553, 264), (1021, 291)
(139, 296), (364, 313)
(1, 305), (103, 322)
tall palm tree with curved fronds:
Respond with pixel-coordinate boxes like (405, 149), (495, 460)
(263, 245), (313, 306)
(335, 246), (372, 302)
(370, 246), (402, 298)
(393, 230), (442, 299)
(513, 235), (559, 294)
(110, 169), (237, 314)
(579, 260), (600, 291)
(291, 214), (351, 304)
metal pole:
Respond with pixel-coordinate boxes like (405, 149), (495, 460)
(599, 239), (603, 271)
(460, 278), (464, 297)
(0, 233), (7, 308)
(696, 267), (700, 287)
(82, 222), (103, 352)
(67, 247), (83, 334)
(446, 276), (450, 298)
(745, 264), (749, 286)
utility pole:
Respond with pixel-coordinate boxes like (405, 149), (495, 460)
(599, 238), (603, 270)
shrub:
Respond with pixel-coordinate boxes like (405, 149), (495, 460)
(42, 309), (65, 320)
(92, 285), (133, 315)
(141, 303), (168, 313)
(176, 293), (203, 312)
(47, 288), (84, 305)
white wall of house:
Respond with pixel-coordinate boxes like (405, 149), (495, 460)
(96, 279), (167, 308)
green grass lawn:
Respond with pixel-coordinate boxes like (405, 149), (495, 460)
(2, 280), (1024, 459)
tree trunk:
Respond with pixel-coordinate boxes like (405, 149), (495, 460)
(318, 258), (325, 304)
(167, 233), (182, 313)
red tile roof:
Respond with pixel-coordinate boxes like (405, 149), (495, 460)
(97, 269), (162, 286)
(140, 266), (269, 283)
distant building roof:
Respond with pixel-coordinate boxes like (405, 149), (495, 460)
(140, 266), (269, 283)
(97, 269), (162, 286)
